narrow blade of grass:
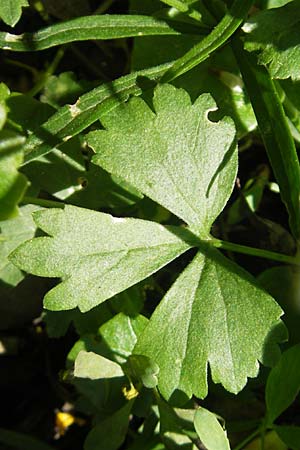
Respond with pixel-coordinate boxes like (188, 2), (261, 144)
(232, 38), (300, 240)
(161, 0), (255, 82)
(0, 15), (192, 52)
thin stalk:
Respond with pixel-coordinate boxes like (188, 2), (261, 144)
(69, 45), (109, 79)
(4, 58), (39, 78)
(159, 0), (203, 22)
(161, 0), (254, 82)
(94, 0), (115, 15)
(233, 428), (260, 450)
(210, 238), (300, 265)
(28, 47), (65, 96)
(21, 196), (65, 209)
(261, 430), (265, 450)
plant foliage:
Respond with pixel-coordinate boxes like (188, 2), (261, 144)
(1, 0), (300, 449)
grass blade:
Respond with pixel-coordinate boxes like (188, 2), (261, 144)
(0, 15), (191, 52)
(161, 0), (255, 82)
(232, 38), (300, 240)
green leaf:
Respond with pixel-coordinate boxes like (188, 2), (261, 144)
(243, 0), (300, 80)
(0, 15), (187, 52)
(0, 0), (28, 27)
(131, 22), (256, 138)
(23, 138), (143, 210)
(74, 351), (124, 380)
(6, 93), (54, 132)
(127, 437), (165, 450)
(274, 426), (300, 450)
(158, 399), (197, 449)
(71, 343), (127, 416)
(124, 355), (160, 389)
(0, 130), (28, 221)
(89, 84), (237, 235)
(194, 407), (230, 450)
(135, 247), (285, 401)
(10, 205), (190, 312)
(0, 204), (42, 286)
(0, 104), (6, 131)
(279, 79), (300, 139)
(266, 344), (300, 425)
(84, 401), (133, 450)
(67, 335), (109, 366)
(67, 312), (148, 363)
(44, 301), (113, 338)
(0, 428), (54, 450)
(100, 313), (148, 364)
(110, 285), (145, 316)
(258, 265), (300, 345)
(23, 62), (173, 163)
(0, 83), (10, 130)
(41, 71), (95, 108)
(266, 0), (294, 6)
(158, 0), (204, 22)
(130, 0), (215, 26)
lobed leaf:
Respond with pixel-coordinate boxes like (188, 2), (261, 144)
(22, 62), (173, 164)
(89, 84), (237, 235)
(134, 247), (285, 400)
(130, 15), (256, 138)
(10, 205), (190, 312)
(243, 0), (300, 80)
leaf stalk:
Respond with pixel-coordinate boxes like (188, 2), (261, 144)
(210, 238), (300, 266)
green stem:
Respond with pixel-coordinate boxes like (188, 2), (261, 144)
(69, 45), (108, 79)
(94, 0), (115, 14)
(210, 238), (300, 265)
(161, 0), (254, 82)
(233, 427), (260, 450)
(28, 47), (65, 96)
(158, 0), (203, 22)
(21, 196), (65, 208)
(4, 58), (39, 77)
